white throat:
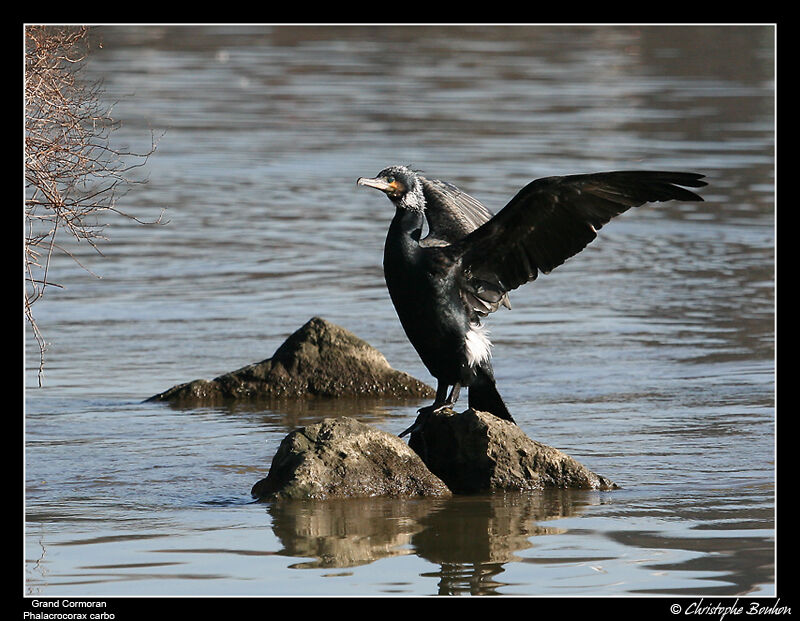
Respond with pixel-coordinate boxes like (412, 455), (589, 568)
(399, 183), (426, 212)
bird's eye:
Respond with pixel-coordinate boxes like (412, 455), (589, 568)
(386, 176), (395, 184)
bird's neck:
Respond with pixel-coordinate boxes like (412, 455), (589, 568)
(388, 206), (424, 243)
(384, 206), (424, 268)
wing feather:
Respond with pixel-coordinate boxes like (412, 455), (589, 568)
(448, 170), (706, 297)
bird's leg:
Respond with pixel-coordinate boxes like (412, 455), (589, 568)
(442, 383), (461, 410)
(424, 381), (451, 413)
(421, 382), (460, 414)
(399, 381), (450, 438)
(399, 382), (462, 438)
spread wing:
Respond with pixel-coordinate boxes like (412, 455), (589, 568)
(418, 175), (512, 315)
(445, 170), (707, 308)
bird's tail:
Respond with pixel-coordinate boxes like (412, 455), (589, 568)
(468, 364), (515, 424)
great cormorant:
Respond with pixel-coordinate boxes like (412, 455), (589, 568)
(357, 166), (706, 436)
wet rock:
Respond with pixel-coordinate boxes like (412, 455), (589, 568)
(407, 408), (618, 494)
(251, 410), (617, 501)
(251, 417), (452, 500)
(147, 317), (434, 404)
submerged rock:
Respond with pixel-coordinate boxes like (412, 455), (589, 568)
(147, 317), (434, 404)
(251, 417), (452, 500)
(407, 409), (618, 494)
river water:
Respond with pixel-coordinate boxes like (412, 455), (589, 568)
(24, 25), (775, 599)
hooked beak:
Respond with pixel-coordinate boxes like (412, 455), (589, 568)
(357, 176), (395, 194)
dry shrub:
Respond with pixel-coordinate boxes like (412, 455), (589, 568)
(24, 25), (162, 384)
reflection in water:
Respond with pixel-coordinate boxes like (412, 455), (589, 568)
(266, 490), (596, 594)
(269, 497), (437, 569)
(157, 395), (427, 433)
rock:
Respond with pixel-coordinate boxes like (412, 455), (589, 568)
(251, 410), (618, 501)
(251, 417), (452, 500)
(147, 317), (435, 404)
(407, 408), (618, 494)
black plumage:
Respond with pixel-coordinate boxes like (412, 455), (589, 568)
(357, 166), (706, 436)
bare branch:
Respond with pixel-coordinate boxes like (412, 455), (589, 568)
(24, 25), (164, 386)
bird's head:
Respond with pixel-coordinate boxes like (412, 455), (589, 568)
(357, 165), (426, 211)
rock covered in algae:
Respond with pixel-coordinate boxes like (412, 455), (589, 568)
(251, 417), (451, 500)
(146, 317), (435, 404)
